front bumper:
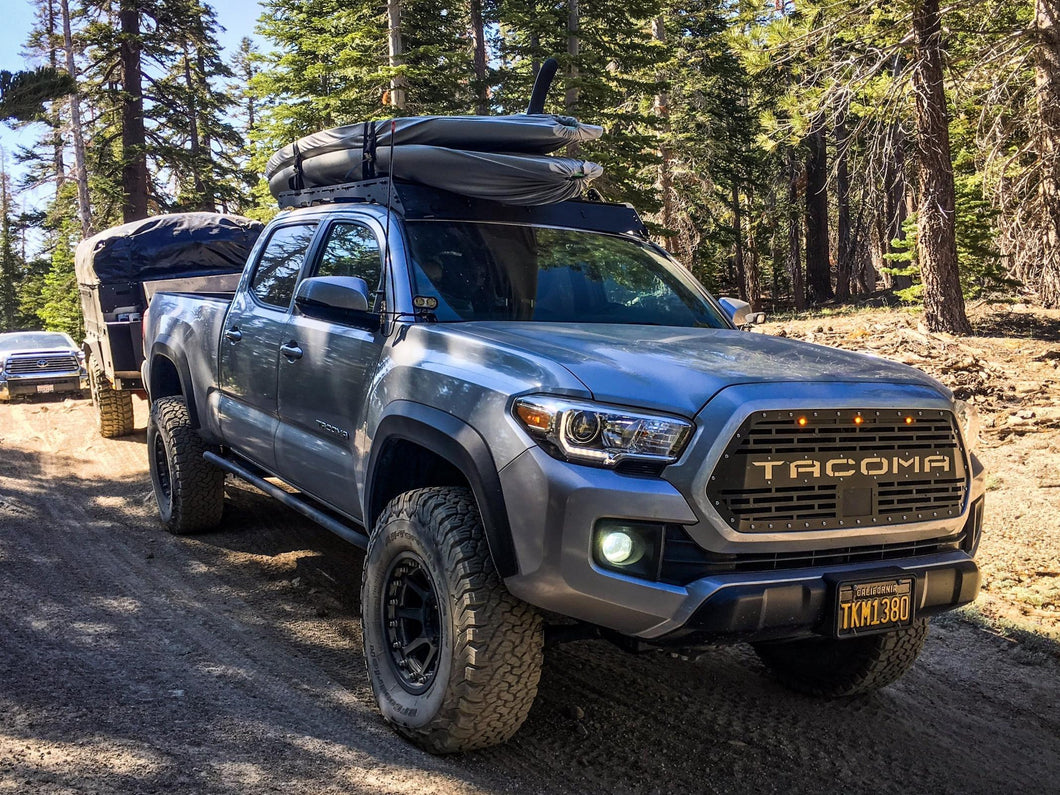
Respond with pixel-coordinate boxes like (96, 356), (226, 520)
(498, 444), (982, 641)
(0, 373), (88, 400)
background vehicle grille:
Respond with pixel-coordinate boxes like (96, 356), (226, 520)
(6, 355), (79, 375)
(705, 409), (968, 532)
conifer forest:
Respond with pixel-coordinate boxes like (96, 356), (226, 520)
(2, 0), (1060, 339)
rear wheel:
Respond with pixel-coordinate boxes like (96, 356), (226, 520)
(89, 356), (134, 438)
(361, 487), (543, 753)
(753, 620), (929, 697)
(147, 396), (224, 534)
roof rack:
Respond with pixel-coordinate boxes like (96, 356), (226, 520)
(277, 178), (649, 238)
(276, 178), (397, 211)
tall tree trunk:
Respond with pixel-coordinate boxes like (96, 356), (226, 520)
(745, 185), (762, 310)
(835, 106), (851, 300)
(119, 2), (149, 222)
(912, 0), (971, 333)
(196, 50), (215, 211)
(565, 0), (580, 155)
(1034, 0), (1060, 307)
(59, 0), (92, 235)
(732, 182), (748, 302)
(652, 17), (673, 244)
(46, 0), (65, 191)
(805, 116), (832, 303)
(788, 149), (806, 311)
(469, 0), (487, 115)
(183, 49), (207, 209)
(0, 158), (16, 331)
(387, 0), (406, 110)
(883, 57), (912, 290)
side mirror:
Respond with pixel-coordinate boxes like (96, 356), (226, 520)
(295, 276), (370, 313)
(718, 297), (766, 328)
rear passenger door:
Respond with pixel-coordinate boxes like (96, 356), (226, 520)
(218, 221), (318, 470)
(273, 217), (388, 521)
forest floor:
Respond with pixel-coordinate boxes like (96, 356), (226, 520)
(0, 302), (1057, 793)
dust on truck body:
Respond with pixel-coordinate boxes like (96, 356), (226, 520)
(139, 108), (984, 755)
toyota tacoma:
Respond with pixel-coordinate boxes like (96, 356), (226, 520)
(139, 179), (984, 753)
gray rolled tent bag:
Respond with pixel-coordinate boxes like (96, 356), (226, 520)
(265, 114), (605, 206)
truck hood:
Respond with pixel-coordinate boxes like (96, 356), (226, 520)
(455, 323), (947, 416)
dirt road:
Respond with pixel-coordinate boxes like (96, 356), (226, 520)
(1, 396), (1058, 794)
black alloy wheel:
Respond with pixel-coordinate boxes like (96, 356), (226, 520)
(383, 552), (442, 694)
(152, 429), (174, 513)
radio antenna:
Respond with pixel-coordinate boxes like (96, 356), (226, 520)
(382, 119), (397, 327)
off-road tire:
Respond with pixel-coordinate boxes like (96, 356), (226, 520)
(753, 619), (929, 697)
(361, 487), (543, 754)
(89, 357), (134, 438)
(147, 396), (224, 534)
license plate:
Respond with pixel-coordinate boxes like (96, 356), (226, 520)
(835, 577), (914, 637)
(37, 384), (55, 394)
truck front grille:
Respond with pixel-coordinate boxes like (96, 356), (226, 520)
(705, 409), (968, 532)
(6, 354), (79, 375)
(659, 524), (964, 585)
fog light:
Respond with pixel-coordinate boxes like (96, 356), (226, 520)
(601, 530), (635, 565)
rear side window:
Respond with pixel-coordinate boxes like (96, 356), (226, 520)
(250, 223), (317, 308)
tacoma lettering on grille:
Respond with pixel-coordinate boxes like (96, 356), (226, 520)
(705, 409), (968, 532)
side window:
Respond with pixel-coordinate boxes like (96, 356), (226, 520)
(250, 223), (317, 308)
(316, 222), (384, 309)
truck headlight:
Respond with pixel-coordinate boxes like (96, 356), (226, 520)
(954, 399), (980, 452)
(513, 396), (692, 467)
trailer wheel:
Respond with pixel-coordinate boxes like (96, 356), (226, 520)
(89, 356), (134, 438)
(147, 396), (224, 534)
(361, 487), (543, 753)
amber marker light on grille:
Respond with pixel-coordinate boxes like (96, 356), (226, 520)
(853, 415), (864, 425)
(515, 403), (553, 432)
(904, 416), (915, 425)
(797, 416), (808, 427)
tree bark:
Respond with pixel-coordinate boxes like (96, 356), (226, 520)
(912, 0), (971, 333)
(45, 0), (65, 191)
(387, 0), (406, 110)
(883, 57), (912, 290)
(183, 49), (207, 210)
(59, 0), (92, 235)
(805, 116), (832, 303)
(1034, 0), (1060, 307)
(470, 0), (487, 115)
(652, 16), (673, 244)
(835, 106), (851, 300)
(745, 185), (762, 310)
(565, 0), (580, 156)
(788, 149), (806, 311)
(732, 182), (748, 302)
(119, 2), (149, 222)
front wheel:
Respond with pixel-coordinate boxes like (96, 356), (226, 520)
(147, 396), (224, 534)
(361, 487), (543, 754)
(753, 620), (929, 697)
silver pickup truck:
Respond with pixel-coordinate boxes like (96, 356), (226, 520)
(141, 181), (984, 753)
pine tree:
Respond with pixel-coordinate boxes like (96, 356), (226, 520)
(153, 0), (245, 211)
(0, 155), (23, 332)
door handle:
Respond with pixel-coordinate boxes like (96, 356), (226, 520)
(280, 341), (303, 360)
(224, 327), (242, 342)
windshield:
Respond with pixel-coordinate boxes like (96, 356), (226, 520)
(0, 331), (75, 352)
(403, 222), (729, 327)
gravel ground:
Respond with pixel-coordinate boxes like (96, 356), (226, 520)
(1, 304), (1058, 793)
